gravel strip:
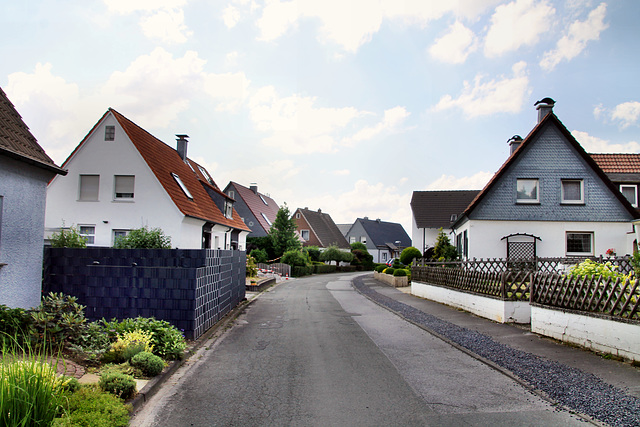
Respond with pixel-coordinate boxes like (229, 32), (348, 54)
(353, 276), (640, 427)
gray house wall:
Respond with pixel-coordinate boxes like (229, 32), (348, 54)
(344, 221), (372, 249)
(0, 155), (54, 309)
(472, 125), (634, 222)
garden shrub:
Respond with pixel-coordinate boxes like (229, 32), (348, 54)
(99, 372), (137, 400)
(282, 250), (308, 267)
(54, 385), (130, 427)
(292, 265), (313, 277)
(105, 329), (154, 363)
(103, 317), (186, 361)
(131, 351), (165, 377)
(49, 224), (87, 248)
(374, 265), (386, 273)
(393, 269), (407, 277)
(31, 292), (86, 348)
(303, 246), (321, 262)
(113, 226), (171, 249)
(68, 321), (112, 364)
(385, 268), (395, 275)
(400, 247), (422, 265)
(0, 305), (33, 347)
(249, 248), (268, 264)
(246, 255), (258, 278)
(313, 264), (337, 274)
(567, 259), (632, 282)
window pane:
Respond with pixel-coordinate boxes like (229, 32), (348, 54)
(567, 233), (592, 253)
(79, 226), (95, 245)
(79, 175), (99, 201)
(621, 186), (637, 206)
(562, 180), (582, 201)
(517, 179), (538, 201)
(301, 230), (309, 240)
(114, 175), (134, 198)
(105, 126), (115, 141)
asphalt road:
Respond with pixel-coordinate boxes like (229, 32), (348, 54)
(131, 273), (587, 426)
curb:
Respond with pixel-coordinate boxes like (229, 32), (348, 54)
(128, 285), (272, 413)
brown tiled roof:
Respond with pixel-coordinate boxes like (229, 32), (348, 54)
(230, 182), (280, 233)
(411, 190), (479, 228)
(298, 208), (350, 249)
(589, 153), (640, 174)
(0, 87), (65, 174)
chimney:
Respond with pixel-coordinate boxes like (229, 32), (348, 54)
(250, 183), (258, 194)
(317, 208), (322, 213)
(534, 97), (555, 123)
(507, 135), (523, 155)
(176, 134), (189, 161)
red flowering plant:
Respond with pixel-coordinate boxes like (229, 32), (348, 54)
(605, 248), (616, 257)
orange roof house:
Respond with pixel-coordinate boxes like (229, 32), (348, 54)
(45, 108), (249, 249)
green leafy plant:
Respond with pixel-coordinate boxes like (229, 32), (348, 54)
(113, 226), (171, 249)
(320, 245), (354, 266)
(68, 321), (112, 365)
(268, 203), (301, 257)
(31, 292), (86, 348)
(374, 265), (386, 273)
(303, 246), (321, 262)
(385, 268), (395, 275)
(246, 255), (258, 278)
(393, 269), (407, 277)
(249, 248), (268, 264)
(49, 224), (87, 248)
(130, 351), (165, 377)
(400, 247), (422, 265)
(103, 317), (186, 360)
(433, 228), (458, 261)
(99, 372), (137, 400)
(0, 305), (33, 347)
(350, 242), (368, 252)
(567, 259), (632, 282)
(53, 385), (130, 427)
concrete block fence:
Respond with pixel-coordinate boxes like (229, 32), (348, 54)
(43, 248), (246, 339)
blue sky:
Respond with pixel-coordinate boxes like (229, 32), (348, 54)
(2, 0), (639, 235)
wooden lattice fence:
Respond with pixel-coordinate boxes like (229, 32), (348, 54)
(533, 273), (640, 321)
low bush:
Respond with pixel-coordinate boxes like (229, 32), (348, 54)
(337, 265), (357, 272)
(374, 265), (386, 273)
(282, 250), (308, 267)
(131, 351), (165, 377)
(313, 264), (337, 274)
(49, 224), (87, 248)
(113, 226), (172, 249)
(400, 247), (422, 265)
(103, 317), (186, 361)
(105, 329), (154, 363)
(292, 265), (313, 277)
(385, 268), (395, 275)
(54, 385), (130, 427)
(68, 321), (111, 364)
(0, 305), (33, 347)
(31, 292), (86, 348)
(393, 269), (407, 277)
(249, 248), (268, 264)
(99, 372), (137, 400)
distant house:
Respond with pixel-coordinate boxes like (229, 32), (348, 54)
(0, 87), (66, 308)
(590, 154), (640, 211)
(223, 182), (280, 237)
(45, 108), (250, 250)
(344, 217), (411, 263)
(410, 190), (479, 255)
(292, 207), (350, 249)
(451, 99), (638, 260)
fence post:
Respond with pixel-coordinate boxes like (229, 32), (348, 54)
(500, 271), (506, 299)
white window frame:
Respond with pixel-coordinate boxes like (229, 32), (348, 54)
(301, 230), (310, 241)
(224, 201), (233, 219)
(114, 175), (135, 200)
(112, 229), (130, 246)
(227, 190), (235, 199)
(561, 179), (584, 204)
(261, 212), (272, 227)
(516, 178), (539, 203)
(79, 225), (96, 245)
(620, 184), (638, 207)
(171, 173), (193, 199)
(259, 194), (269, 205)
(349, 236), (355, 244)
(360, 236), (367, 244)
(78, 175), (100, 201)
(566, 232), (594, 256)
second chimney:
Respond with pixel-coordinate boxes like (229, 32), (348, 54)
(250, 183), (258, 194)
(508, 135), (523, 155)
(176, 134), (189, 161)
(534, 97), (555, 123)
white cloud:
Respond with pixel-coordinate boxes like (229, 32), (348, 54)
(103, 0), (187, 14)
(100, 48), (206, 128)
(203, 72), (251, 112)
(572, 130), (640, 153)
(5, 63), (96, 164)
(433, 61), (530, 118)
(332, 169), (351, 176)
(342, 106), (409, 146)
(223, 4), (242, 28)
(248, 86), (362, 154)
(426, 171), (494, 190)
(540, 2), (608, 71)
(248, 0), (498, 53)
(429, 21), (477, 64)
(611, 101), (640, 129)
(139, 8), (192, 43)
(484, 0), (555, 57)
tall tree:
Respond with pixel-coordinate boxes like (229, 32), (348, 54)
(269, 203), (301, 258)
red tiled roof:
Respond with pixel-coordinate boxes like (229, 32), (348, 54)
(0, 86), (65, 174)
(589, 153), (640, 174)
(230, 182), (280, 233)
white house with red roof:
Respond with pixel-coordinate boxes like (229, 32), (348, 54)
(45, 108), (250, 249)
(451, 99), (639, 260)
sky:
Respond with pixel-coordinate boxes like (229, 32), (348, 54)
(2, 0), (639, 236)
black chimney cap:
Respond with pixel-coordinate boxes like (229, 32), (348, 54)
(534, 97), (555, 106)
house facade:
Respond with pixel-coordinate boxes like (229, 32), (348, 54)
(452, 99), (639, 260)
(292, 207), (350, 249)
(0, 87), (67, 308)
(345, 217), (411, 263)
(410, 191), (479, 256)
(45, 108), (250, 250)
(223, 182), (280, 237)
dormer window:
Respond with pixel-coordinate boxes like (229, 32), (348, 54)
(105, 126), (115, 141)
(450, 214), (457, 222)
(172, 173), (193, 199)
(224, 200), (233, 219)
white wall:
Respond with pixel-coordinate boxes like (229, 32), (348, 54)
(412, 281), (531, 323)
(455, 220), (634, 259)
(45, 113), (200, 248)
(411, 221), (447, 255)
(531, 305), (640, 362)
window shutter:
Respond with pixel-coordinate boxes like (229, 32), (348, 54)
(115, 175), (135, 198)
(79, 175), (99, 201)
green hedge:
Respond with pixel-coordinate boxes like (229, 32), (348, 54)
(314, 264), (337, 274)
(292, 266), (313, 277)
(337, 265), (357, 272)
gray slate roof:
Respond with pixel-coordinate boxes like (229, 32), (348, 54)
(357, 218), (411, 248)
(411, 190), (479, 229)
(299, 208), (350, 249)
(0, 86), (65, 174)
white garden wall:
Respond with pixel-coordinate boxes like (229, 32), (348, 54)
(531, 305), (640, 362)
(411, 281), (530, 324)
